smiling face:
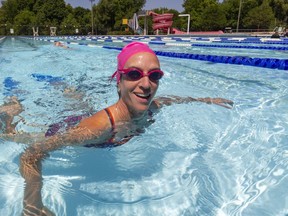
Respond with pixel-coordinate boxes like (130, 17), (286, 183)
(118, 52), (161, 117)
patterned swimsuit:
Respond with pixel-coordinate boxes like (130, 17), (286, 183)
(45, 108), (153, 148)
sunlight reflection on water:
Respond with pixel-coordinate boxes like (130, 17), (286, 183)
(0, 37), (288, 216)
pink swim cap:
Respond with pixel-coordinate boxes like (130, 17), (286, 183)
(112, 42), (156, 83)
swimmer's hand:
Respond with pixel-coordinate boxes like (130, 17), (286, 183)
(20, 148), (55, 216)
(22, 205), (55, 216)
(42, 206), (55, 216)
(197, 97), (234, 109)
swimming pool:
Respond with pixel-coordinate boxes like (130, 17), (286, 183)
(0, 36), (288, 216)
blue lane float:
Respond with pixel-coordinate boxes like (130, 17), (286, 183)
(31, 73), (65, 83)
(153, 51), (288, 70)
(25, 36), (288, 48)
(3, 77), (24, 97)
(214, 40), (288, 45)
(103, 46), (288, 70)
(23, 37), (288, 70)
(3, 77), (20, 90)
(192, 43), (288, 51)
(3, 77), (20, 96)
(149, 41), (166, 45)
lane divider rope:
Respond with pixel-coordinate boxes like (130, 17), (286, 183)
(21, 37), (288, 70)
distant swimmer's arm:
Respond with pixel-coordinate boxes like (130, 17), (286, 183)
(153, 96), (234, 109)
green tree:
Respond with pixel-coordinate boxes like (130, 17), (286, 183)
(1, 0), (287, 35)
(221, 0), (241, 28)
(94, 0), (114, 34)
(39, 0), (68, 25)
(269, 0), (288, 25)
(95, 0), (146, 34)
(182, 0), (218, 30)
(221, 0), (279, 30)
(16, 0), (38, 11)
(1, 0), (38, 23)
(201, 4), (227, 31)
(60, 13), (79, 35)
(14, 9), (36, 35)
(73, 7), (91, 35)
(34, 10), (48, 34)
(0, 7), (8, 35)
(221, 0), (259, 29)
(243, 0), (275, 29)
(1, 0), (18, 23)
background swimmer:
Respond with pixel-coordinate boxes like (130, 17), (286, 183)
(54, 41), (69, 49)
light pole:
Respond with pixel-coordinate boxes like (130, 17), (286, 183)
(236, 0), (242, 33)
(179, 14), (190, 35)
(90, 0), (95, 35)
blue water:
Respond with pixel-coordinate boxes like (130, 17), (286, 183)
(0, 36), (288, 216)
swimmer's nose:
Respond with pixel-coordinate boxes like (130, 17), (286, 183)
(139, 75), (151, 89)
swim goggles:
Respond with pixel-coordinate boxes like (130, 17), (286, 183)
(117, 68), (164, 82)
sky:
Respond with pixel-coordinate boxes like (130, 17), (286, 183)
(65, 0), (184, 12)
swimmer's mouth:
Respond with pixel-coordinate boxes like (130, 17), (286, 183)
(135, 93), (151, 100)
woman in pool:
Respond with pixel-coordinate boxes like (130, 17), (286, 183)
(1, 42), (233, 215)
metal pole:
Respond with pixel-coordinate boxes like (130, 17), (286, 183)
(187, 14), (190, 34)
(179, 14), (190, 35)
(236, 0), (242, 33)
(90, 0), (95, 35)
(144, 12), (147, 35)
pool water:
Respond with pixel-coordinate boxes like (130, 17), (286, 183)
(0, 36), (288, 216)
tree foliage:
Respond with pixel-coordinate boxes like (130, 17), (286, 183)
(243, 0), (275, 29)
(270, 0), (288, 24)
(14, 9), (36, 34)
(94, 0), (146, 34)
(201, 4), (227, 31)
(183, 0), (218, 30)
(0, 0), (287, 35)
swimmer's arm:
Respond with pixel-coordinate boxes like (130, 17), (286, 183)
(19, 126), (100, 215)
(20, 110), (112, 214)
(153, 96), (233, 109)
(0, 132), (45, 145)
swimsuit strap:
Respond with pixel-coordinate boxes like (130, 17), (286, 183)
(104, 108), (115, 132)
(104, 108), (117, 143)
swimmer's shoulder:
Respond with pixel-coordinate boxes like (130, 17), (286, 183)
(77, 109), (111, 132)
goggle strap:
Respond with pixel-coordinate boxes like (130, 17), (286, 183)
(110, 71), (119, 82)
